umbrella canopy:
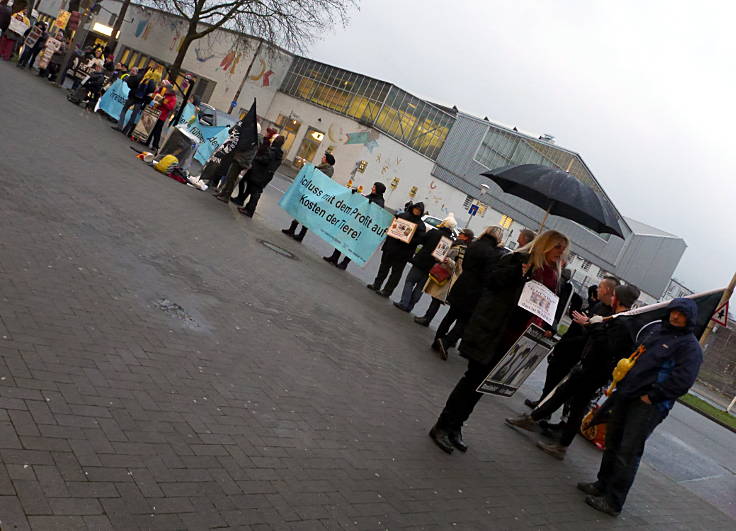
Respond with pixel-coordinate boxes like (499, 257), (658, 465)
(481, 164), (625, 238)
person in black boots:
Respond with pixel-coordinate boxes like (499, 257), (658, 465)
(429, 230), (568, 454)
(236, 136), (284, 217)
(324, 182), (386, 269)
(430, 226), (506, 359)
(366, 202), (426, 297)
(282, 153), (335, 242)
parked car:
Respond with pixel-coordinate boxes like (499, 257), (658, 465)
(422, 215), (459, 239)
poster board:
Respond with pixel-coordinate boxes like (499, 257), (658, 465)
(518, 280), (559, 326)
(8, 16), (30, 36)
(431, 236), (453, 261)
(476, 324), (556, 397)
(386, 218), (417, 244)
(24, 25), (43, 48)
(131, 107), (161, 143)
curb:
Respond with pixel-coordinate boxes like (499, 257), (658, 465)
(676, 397), (736, 434)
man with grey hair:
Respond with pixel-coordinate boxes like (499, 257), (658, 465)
(517, 228), (536, 248)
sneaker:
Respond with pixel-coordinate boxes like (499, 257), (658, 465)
(505, 414), (537, 432)
(536, 440), (567, 460)
(584, 495), (620, 517)
(576, 482), (603, 497)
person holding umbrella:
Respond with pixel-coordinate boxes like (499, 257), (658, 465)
(429, 230), (569, 454)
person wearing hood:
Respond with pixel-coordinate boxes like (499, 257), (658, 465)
(282, 153), (336, 242)
(394, 213), (457, 312)
(323, 182), (386, 270)
(367, 201), (426, 297)
(430, 226), (507, 358)
(577, 298), (703, 517)
(236, 135), (285, 217)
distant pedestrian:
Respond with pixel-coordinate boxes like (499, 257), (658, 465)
(577, 298), (702, 517)
(236, 135), (285, 217)
(431, 226), (506, 359)
(429, 230), (568, 454)
(414, 228), (474, 327)
(516, 228), (536, 249)
(366, 201), (426, 297)
(282, 153), (335, 242)
(323, 182), (386, 269)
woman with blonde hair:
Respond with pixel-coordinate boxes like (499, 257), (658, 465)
(429, 229), (569, 454)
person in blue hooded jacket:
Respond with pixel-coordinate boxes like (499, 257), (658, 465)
(577, 297), (703, 517)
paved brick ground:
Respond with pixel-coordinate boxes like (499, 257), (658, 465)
(0, 62), (734, 530)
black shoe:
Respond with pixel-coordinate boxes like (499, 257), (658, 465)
(110, 125), (121, 131)
(433, 338), (448, 360)
(428, 425), (454, 454)
(366, 284), (378, 291)
(584, 495), (620, 517)
(323, 256), (338, 264)
(576, 482), (603, 497)
(393, 302), (410, 312)
(539, 420), (566, 433)
(293, 234), (304, 242)
(377, 290), (391, 298)
(282, 229), (295, 237)
(524, 399), (540, 409)
(336, 260), (348, 270)
(449, 431), (468, 452)
(414, 316), (430, 327)
(230, 197), (244, 206)
(243, 211), (253, 218)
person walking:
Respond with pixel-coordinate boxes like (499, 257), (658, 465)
(282, 153), (335, 241)
(323, 182), (386, 269)
(112, 67), (142, 131)
(505, 284), (641, 459)
(429, 230), (569, 454)
(577, 298), (702, 516)
(145, 80), (177, 152)
(431, 226), (507, 359)
(236, 135), (285, 217)
(394, 214), (457, 312)
(413, 228), (474, 327)
(367, 202), (426, 297)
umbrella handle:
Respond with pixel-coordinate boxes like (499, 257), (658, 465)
(539, 202), (554, 232)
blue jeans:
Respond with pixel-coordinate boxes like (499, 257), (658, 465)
(122, 102), (144, 135)
(118, 98), (140, 130)
(399, 265), (428, 311)
(595, 396), (666, 511)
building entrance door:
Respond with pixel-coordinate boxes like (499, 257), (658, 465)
(294, 127), (325, 168)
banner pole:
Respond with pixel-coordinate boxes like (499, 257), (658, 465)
(700, 271), (736, 348)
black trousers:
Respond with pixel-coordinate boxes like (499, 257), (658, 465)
(219, 159), (249, 198)
(540, 349), (582, 400)
(236, 180), (263, 214)
(285, 220), (308, 239)
(594, 396), (666, 511)
(372, 253), (407, 295)
(327, 249), (351, 266)
(531, 366), (605, 446)
(435, 305), (469, 348)
(436, 359), (490, 432)
(146, 120), (165, 151)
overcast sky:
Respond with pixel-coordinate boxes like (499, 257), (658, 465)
(306, 0), (734, 293)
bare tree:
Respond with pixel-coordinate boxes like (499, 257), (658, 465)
(147, 0), (356, 81)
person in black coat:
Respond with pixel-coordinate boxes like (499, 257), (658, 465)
(394, 214), (457, 312)
(430, 230), (569, 455)
(235, 136), (284, 217)
(17, 22), (47, 69)
(432, 226), (508, 359)
(113, 67), (142, 131)
(324, 182), (386, 270)
(367, 202), (425, 297)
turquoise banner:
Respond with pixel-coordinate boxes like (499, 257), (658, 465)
(279, 165), (393, 266)
(97, 79), (130, 122)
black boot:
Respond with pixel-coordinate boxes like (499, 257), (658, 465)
(429, 424), (454, 454)
(336, 258), (350, 270)
(282, 220), (298, 237)
(449, 430), (468, 452)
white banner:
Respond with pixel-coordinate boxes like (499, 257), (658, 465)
(518, 280), (559, 326)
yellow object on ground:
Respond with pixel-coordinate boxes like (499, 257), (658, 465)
(155, 155), (178, 173)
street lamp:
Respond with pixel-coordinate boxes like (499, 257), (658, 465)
(464, 183), (491, 228)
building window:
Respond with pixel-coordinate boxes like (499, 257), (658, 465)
(463, 195), (473, 209)
(581, 260), (591, 272)
(500, 215), (513, 229)
(597, 269), (606, 278)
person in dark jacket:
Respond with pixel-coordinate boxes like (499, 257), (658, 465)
(0, 1), (11, 36)
(323, 182), (386, 269)
(506, 284), (641, 459)
(429, 230), (569, 455)
(282, 153), (335, 242)
(577, 298), (703, 516)
(431, 226), (508, 359)
(236, 136), (285, 217)
(16, 21), (47, 69)
(394, 214), (457, 312)
(366, 202), (426, 297)
(120, 71), (156, 136)
(113, 67), (142, 131)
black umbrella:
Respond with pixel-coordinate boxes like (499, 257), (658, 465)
(481, 164), (625, 238)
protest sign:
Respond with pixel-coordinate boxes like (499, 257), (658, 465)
(476, 324), (556, 397)
(8, 16), (30, 36)
(37, 37), (62, 70)
(53, 10), (70, 31)
(24, 25), (43, 48)
(386, 218), (418, 243)
(518, 280), (559, 326)
(174, 103), (228, 164)
(97, 79), (130, 122)
(431, 236), (453, 261)
(279, 165), (394, 266)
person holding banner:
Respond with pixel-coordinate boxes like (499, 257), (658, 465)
(577, 298), (702, 516)
(282, 153), (335, 241)
(366, 202), (426, 297)
(429, 230), (568, 454)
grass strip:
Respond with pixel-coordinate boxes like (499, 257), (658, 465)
(679, 393), (736, 431)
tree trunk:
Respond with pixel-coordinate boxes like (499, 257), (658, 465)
(106, 0), (131, 56)
(169, 33), (194, 82)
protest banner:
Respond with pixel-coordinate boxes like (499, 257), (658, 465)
(518, 280), (559, 326)
(37, 37), (62, 70)
(97, 79), (130, 122)
(8, 16), (30, 36)
(431, 236), (453, 261)
(279, 165), (394, 266)
(477, 324), (556, 397)
(386, 218), (418, 243)
(53, 10), (70, 31)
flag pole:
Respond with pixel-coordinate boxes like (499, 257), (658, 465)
(699, 271), (736, 347)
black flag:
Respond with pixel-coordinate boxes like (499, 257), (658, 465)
(234, 99), (259, 152)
